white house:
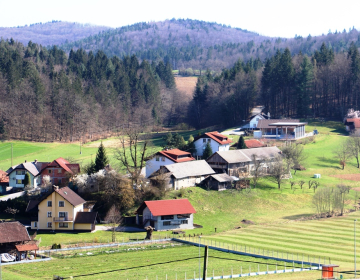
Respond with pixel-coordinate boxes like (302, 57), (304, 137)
(149, 160), (215, 190)
(193, 131), (232, 157)
(145, 149), (195, 178)
(249, 113), (270, 129)
(6, 160), (47, 189)
(135, 199), (196, 231)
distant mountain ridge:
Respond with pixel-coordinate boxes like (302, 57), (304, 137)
(0, 20), (112, 46)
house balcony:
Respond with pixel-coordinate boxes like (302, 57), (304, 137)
(53, 217), (74, 222)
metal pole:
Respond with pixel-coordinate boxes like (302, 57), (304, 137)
(203, 246), (208, 280)
(11, 143), (13, 167)
(199, 236), (201, 280)
(355, 219), (357, 278)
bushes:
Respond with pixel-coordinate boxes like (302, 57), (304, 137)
(51, 243), (61, 249)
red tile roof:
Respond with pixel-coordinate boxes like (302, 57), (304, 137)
(0, 222), (31, 243)
(158, 149), (195, 163)
(244, 139), (266, 148)
(136, 199), (196, 216)
(346, 118), (360, 128)
(0, 170), (9, 183)
(41, 157), (80, 175)
(15, 244), (39, 251)
(204, 131), (232, 145)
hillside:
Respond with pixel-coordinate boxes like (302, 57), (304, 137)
(0, 21), (111, 46)
(59, 19), (360, 70)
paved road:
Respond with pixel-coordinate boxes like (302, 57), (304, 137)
(0, 191), (25, 201)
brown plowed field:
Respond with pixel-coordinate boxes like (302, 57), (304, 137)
(330, 174), (360, 181)
(175, 76), (197, 96)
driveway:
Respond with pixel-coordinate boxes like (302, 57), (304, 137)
(0, 191), (25, 201)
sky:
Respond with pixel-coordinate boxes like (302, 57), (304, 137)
(1, 0), (360, 38)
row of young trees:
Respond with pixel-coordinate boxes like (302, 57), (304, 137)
(188, 43), (360, 129)
(0, 39), (187, 142)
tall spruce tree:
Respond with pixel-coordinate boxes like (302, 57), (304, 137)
(203, 142), (213, 159)
(237, 136), (247, 149)
(296, 56), (313, 117)
(95, 141), (109, 172)
(23, 172), (31, 187)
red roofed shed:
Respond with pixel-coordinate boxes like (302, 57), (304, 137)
(136, 199), (196, 231)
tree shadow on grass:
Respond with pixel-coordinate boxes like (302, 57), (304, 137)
(315, 157), (341, 169)
(282, 213), (314, 220)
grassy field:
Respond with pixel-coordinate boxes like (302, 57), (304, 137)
(174, 76), (198, 97)
(2, 244), (315, 280)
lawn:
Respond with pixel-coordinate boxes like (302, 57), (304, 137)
(2, 244), (315, 280)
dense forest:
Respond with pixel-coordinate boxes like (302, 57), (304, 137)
(188, 42), (360, 129)
(59, 19), (360, 71)
(0, 21), (111, 47)
(0, 39), (187, 142)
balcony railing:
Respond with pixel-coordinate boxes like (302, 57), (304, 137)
(53, 217), (73, 222)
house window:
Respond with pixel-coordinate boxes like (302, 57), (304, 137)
(203, 139), (206, 143)
(59, 212), (66, 218)
(59, 201), (64, 207)
(47, 222), (52, 228)
(16, 170), (22, 175)
(161, 215), (174, 220)
(207, 139), (211, 143)
(47, 201), (52, 207)
(181, 220), (188, 224)
(156, 155), (160, 161)
(177, 214), (190, 219)
(163, 221), (171, 226)
(161, 156), (165, 162)
(58, 179), (62, 184)
(59, 222), (68, 228)
(58, 169), (62, 173)
(47, 212), (52, 217)
(49, 170), (51, 173)
(34, 222), (37, 227)
(16, 179), (22, 184)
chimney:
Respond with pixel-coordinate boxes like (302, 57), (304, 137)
(268, 112), (270, 119)
(34, 159), (38, 164)
(53, 185), (59, 191)
(24, 160), (27, 163)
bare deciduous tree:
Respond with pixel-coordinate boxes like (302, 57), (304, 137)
(281, 143), (307, 174)
(346, 136), (360, 168)
(115, 127), (151, 185)
(250, 154), (266, 189)
(104, 205), (123, 242)
(268, 156), (287, 189)
(333, 141), (352, 170)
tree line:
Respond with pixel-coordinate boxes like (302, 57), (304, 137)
(188, 42), (360, 129)
(0, 39), (188, 142)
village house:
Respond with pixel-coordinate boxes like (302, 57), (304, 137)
(0, 170), (9, 194)
(248, 113), (270, 129)
(149, 160), (215, 190)
(145, 149), (195, 178)
(206, 146), (282, 176)
(193, 131), (232, 157)
(256, 119), (307, 140)
(6, 160), (47, 189)
(135, 199), (196, 231)
(231, 139), (266, 149)
(36, 157), (80, 187)
(0, 222), (34, 255)
(26, 186), (97, 232)
(344, 118), (360, 135)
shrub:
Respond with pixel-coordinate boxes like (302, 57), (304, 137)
(51, 243), (61, 249)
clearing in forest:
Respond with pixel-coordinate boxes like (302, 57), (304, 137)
(175, 76), (197, 97)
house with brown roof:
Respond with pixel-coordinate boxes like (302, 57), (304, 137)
(26, 186), (97, 232)
(0, 221), (31, 254)
(145, 149), (195, 178)
(256, 119), (307, 140)
(194, 131), (232, 157)
(0, 170), (9, 193)
(37, 157), (80, 187)
(135, 199), (196, 231)
(344, 118), (360, 135)
(6, 160), (47, 189)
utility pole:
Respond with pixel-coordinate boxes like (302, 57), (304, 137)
(355, 219), (357, 278)
(203, 246), (208, 280)
(11, 143), (13, 166)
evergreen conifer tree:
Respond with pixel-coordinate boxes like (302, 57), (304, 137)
(203, 142), (213, 159)
(23, 172), (31, 187)
(187, 135), (196, 156)
(95, 141), (109, 172)
(237, 136), (247, 149)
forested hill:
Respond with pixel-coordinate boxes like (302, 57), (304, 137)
(0, 21), (112, 46)
(0, 40), (185, 142)
(59, 19), (360, 71)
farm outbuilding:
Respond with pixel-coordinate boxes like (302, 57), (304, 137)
(201, 173), (235, 191)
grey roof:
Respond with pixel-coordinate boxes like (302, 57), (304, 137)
(210, 173), (234, 183)
(165, 160), (215, 179)
(257, 119), (300, 129)
(6, 161), (40, 176)
(214, 147), (281, 163)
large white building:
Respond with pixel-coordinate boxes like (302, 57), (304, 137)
(136, 199), (196, 231)
(193, 131), (232, 157)
(145, 149), (195, 178)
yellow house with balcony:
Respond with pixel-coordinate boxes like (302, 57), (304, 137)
(27, 186), (97, 232)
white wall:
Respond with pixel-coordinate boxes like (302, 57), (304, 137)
(146, 156), (174, 178)
(155, 214), (194, 231)
(173, 176), (206, 190)
(194, 138), (230, 157)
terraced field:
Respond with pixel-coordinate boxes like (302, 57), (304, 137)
(203, 210), (360, 272)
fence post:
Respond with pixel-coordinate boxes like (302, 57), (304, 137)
(249, 265), (251, 275)
(276, 263), (277, 272)
(258, 264), (259, 273)
(284, 262), (286, 272)
(241, 266), (242, 275)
